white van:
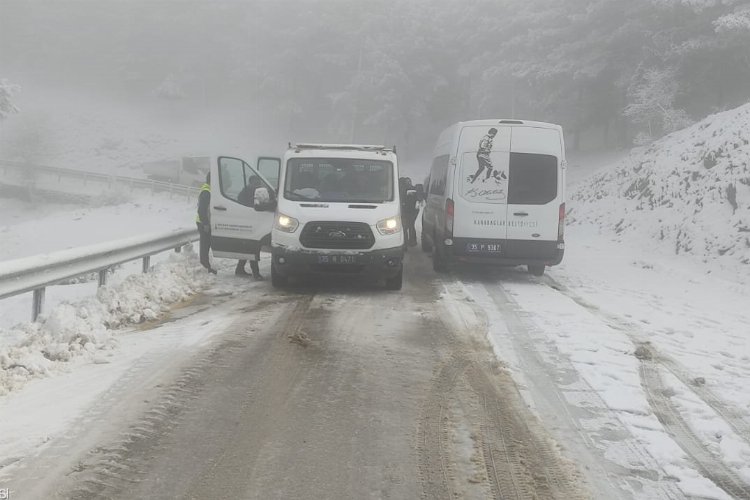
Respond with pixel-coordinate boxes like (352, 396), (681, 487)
(421, 120), (566, 276)
(207, 155), (281, 261)
(271, 144), (405, 289)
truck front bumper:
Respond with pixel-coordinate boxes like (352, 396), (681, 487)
(271, 246), (404, 279)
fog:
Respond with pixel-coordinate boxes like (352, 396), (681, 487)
(1, 0), (749, 175)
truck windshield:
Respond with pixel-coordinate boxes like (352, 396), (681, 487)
(284, 158), (394, 203)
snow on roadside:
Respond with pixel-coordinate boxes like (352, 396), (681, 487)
(571, 102), (750, 278)
(552, 224), (750, 428)
(0, 195), (193, 262)
(0, 249), (213, 395)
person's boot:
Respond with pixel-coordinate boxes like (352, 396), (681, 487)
(207, 267), (218, 275)
(235, 261), (250, 276)
(250, 261), (264, 281)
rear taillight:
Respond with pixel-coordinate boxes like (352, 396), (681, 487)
(445, 198), (454, 236)
(558, 202), (565, 240)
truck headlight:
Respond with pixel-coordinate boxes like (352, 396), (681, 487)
(376, 216), (401, 235)
(274, 213), (299, 233)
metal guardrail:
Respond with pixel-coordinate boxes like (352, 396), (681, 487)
(0, 160), (200, 200)
(0, 228), (200, 322)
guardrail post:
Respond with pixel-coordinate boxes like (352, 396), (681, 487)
(98, 269), (108, 287)
(142, 256), (150, 273)
(32, 287), (45, 321)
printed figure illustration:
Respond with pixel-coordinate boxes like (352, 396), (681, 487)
(468, 127), (507, 184)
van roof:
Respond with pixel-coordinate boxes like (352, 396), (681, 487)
(289, 143), (396, 153)
(456, 119), (562, 130)
(284, 143), (398, 161)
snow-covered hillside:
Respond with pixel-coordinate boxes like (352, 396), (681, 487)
(571, 103), (750, 274)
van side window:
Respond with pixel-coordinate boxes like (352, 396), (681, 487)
(507, 153), (558, 205)
(218, 157), (266, 208)
(429, 155), (449, 195)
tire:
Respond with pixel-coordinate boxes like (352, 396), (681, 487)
(421, 232), (433, 253)
(271, 263), (288, 288)
(528, 264), (545, 276)
(385, 266), (403, 290)
(432, 239), (448, 273)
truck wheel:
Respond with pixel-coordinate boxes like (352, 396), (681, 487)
(421, 232), (433, 253)
(528, 264), (545, 276)
(432, 240), (448, 273)
(385, 266), (403, 290)
(271, 264), (288, 288)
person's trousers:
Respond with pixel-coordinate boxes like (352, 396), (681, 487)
(404, 212), (418, 244)
(197, 223), (211, 269)
(236, 250), (261, 276)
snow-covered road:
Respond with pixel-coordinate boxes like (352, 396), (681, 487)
(0, 253), (588, 499)
(1, 226), (749, 499)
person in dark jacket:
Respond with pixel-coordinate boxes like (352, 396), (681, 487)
(196, 172), (217, 274)
(400, 177), (419, 246)
(235, 177), (264, 279)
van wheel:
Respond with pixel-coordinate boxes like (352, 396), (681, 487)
(271, 264), (288, 288)
(528, 264), (545, 277)
(432, 241), (448, 273)
(421, 232), (433, 253)
(385, 267), (403, 290)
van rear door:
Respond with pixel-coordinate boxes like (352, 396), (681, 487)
(453, 125), (512, 245)
(506, 127), (563, 242)
(209, 156), (276, 260)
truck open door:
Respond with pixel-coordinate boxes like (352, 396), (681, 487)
(209, 156), (278, 261)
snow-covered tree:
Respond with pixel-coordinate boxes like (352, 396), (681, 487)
(625, 67), (692, 142)
(0, 79), (20, 120)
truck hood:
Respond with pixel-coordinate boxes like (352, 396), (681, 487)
(279, 201), (400, 226)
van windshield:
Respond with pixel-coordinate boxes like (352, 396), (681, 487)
(284, 158), (394, 203)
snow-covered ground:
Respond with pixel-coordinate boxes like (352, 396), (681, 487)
(0, 193), (197, 330)
(0, 196), (194, 262)
(572, 103), (750, 279)
(441, 222), (750, 499)
(2, 99), (750, 498)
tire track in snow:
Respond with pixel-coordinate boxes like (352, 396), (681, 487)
(543, 275), (750, 446)
(59, 295), (312, 500)
(541, 275), (750, 498)
(434, 279), (592, 500)
(447, 277), (684, 499)
(639, 349), (750, 500)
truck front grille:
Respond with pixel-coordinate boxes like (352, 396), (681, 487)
(299, 221), (375, 250)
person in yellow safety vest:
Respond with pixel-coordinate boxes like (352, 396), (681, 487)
(196, 172), (218, 274)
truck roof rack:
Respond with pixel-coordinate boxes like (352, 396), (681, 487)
(289, 143), (397, 154)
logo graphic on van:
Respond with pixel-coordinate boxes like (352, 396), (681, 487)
(328, 230), (347, 239)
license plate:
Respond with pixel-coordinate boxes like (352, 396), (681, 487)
(317, 255), (358, 264)
(466, 242), (501, 254)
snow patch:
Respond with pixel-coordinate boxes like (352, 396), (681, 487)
(0, 250), (213, 395)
